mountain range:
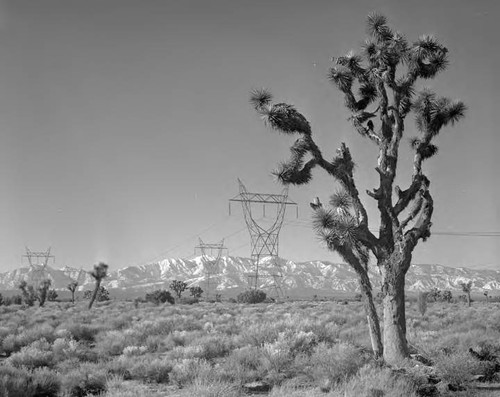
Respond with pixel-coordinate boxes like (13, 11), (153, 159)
(1, 256), (499, 297)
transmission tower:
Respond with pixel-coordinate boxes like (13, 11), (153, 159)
(22, 247), (55, 288)
(229, 179), (297, 298)
(195, 238), (227, 299)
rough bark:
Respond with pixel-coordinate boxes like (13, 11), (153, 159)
(382, 269), (408, 362)
(380, 247), (413, 363)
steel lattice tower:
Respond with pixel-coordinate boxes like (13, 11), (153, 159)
(229, 179), (297, 297)
(22, 247), (55, 288)
(195, 238), (227, 299)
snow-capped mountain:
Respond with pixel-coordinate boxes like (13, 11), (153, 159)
(0, 257), (499, 295)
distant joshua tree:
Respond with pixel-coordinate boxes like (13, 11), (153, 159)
(460, 281), (473, 307)
(169, 280), (188, 299)
(18, 280), (36, 306)
(249, 14), (465, 363)
(38, 279), (52, 307)
(47, 289), (58, 302)
(189, 286), (203, 299)
(67, 281), (78, 304)
(88, 262), (108, 309)
(417, 292), (428, 316)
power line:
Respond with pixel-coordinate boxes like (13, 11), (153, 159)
(283, 219), (500, 237)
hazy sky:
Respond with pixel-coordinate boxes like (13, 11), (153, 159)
(0, 0), (499, 272)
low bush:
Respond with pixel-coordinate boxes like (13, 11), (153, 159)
(145, 289), (175, 305)
(62, 365), (107, 397)
(8, 338), (54, 369)
(237, 289), (267, 304)
(434, 350), (481, 387)
(66, 323), (100, 343)
(0, 366), (61, 397)
(305, 342), (368, 388)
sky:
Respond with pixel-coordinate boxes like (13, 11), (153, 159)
(0, 0), (499, 273)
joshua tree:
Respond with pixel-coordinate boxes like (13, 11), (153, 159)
(18, 280), (36, 306)
(67, 280), (78, 304)
(189, 286), (203, 299)
(37, 279), (52, 307)
(88, 262), (108, 309)
(249, 14), (465, 363)
(47, 289), (58, 302)
(460, 281), (473, 307)
(169, 280), (188, 299)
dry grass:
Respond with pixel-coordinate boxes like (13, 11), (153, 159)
(0, 299), (498, 396)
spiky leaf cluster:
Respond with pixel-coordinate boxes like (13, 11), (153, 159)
(414, 90), (466, 135)
(410, 89), (466, 161)
(91, 262), (108, 281)
(312, 189), (368, 265)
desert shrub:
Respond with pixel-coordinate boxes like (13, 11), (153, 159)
(95, 330), (138, 356)
(176, 378), (240, 397)
(218, 353), (263, 385)
(125, 356), (173, 383)
(330, 364), (419, 397)
(179, 296), (199, 305)
(52, 337), (80, 361)
(65, 323), (100, 343)
(170, 358), (213, 387)
(0, 365), (36, 397)
(4, 294), (23, 306)
(31, 367), (61, 397)
(0, 367), (58, 397)
(2, 323), (56, 355)
(8, 338), (54, 369)
(62, 365), (107, 397)
(306, 342), (368, 388)
(434, 350), (482, 387)
(145, 289), (175, 305)
(237, 289), (267, 304)
(195, 335), (233, 361)
(83, 286), (110, 302)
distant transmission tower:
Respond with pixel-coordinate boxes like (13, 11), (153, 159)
(229, 179), (297, 298)
(22, 247), (55, 288)
(195, 238), (227, 299)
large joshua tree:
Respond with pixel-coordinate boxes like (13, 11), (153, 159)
(88, 262), (108, 309)
(250, 14), (465, 364)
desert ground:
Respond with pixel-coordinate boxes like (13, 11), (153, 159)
(1, 297), (499, 397)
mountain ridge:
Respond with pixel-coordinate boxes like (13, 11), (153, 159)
(1, 256), (499, 296)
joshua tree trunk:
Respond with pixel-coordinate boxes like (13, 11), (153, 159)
(381, 267), (408, 362)
(88, 279), (101, 309)
(71, 290), (75, 304)
(466, 292), (471, 307)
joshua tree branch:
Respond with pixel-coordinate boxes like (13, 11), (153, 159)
(404, 189), (433, 249)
